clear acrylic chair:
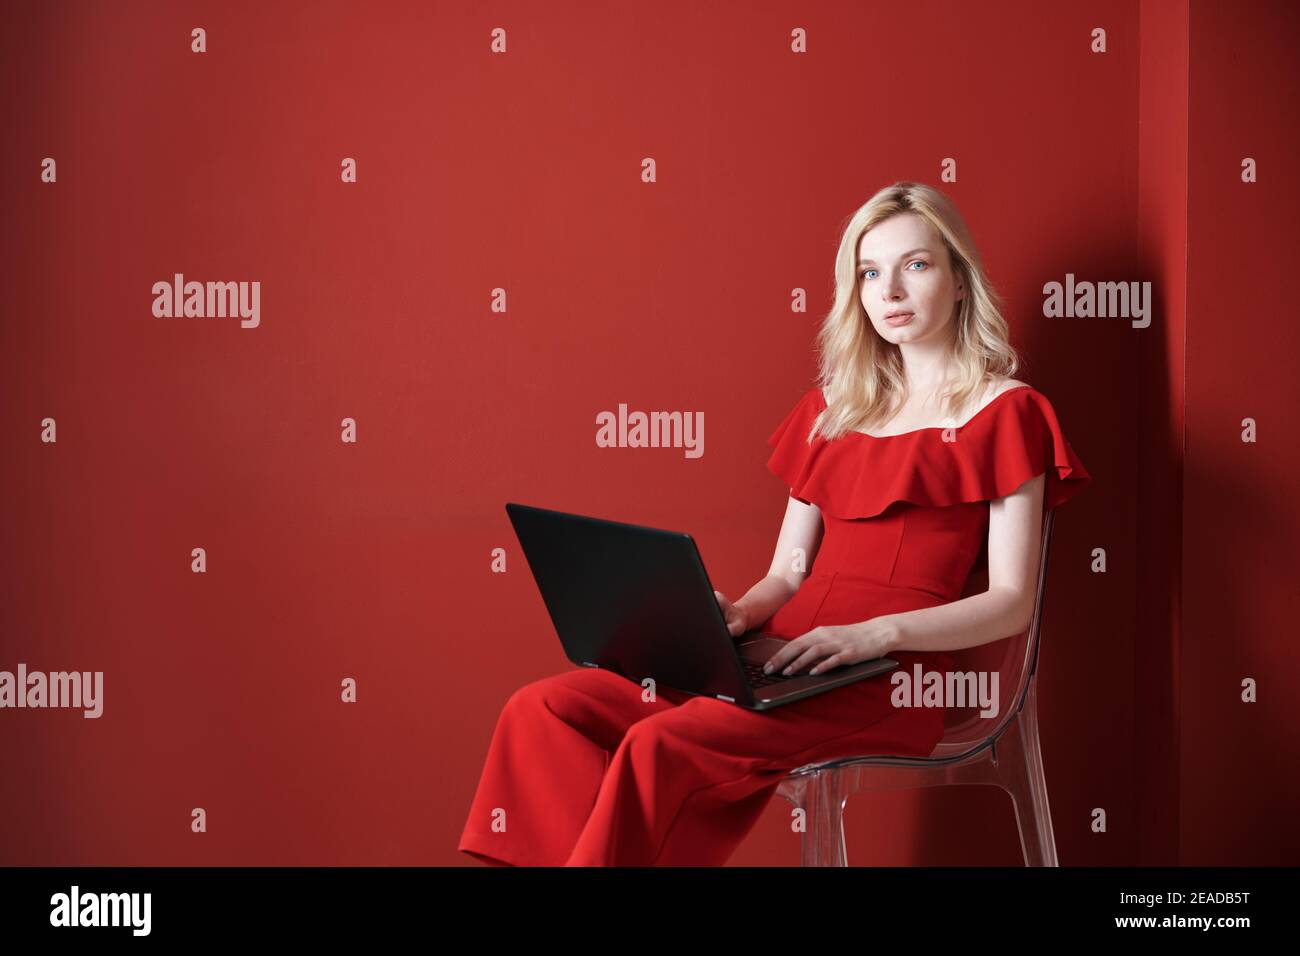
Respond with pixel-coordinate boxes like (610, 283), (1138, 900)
(775, 506), (1061, 866)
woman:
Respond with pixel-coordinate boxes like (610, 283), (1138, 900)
(458, 181), (1091, 867)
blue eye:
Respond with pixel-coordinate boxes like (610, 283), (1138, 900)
(859, 260), (926, 280)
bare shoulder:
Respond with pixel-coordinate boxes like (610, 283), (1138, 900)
(954, 378), (1030, 422)
(993, 377), (1031, 396)
(981, 377), (1031, 406)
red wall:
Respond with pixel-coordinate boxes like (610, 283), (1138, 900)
(1134, 0), (1187, 866)
(1179, 0), (1300, 864)
(1, 0), (1290, 866)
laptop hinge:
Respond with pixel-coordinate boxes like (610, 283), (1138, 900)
(715, 694), (735, 703)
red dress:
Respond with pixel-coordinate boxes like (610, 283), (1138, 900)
(458, 384), (1091, 866)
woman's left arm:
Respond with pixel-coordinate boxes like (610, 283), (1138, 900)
(884, 471), (1045, 654)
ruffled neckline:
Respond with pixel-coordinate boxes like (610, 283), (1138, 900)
(840, 385), (1034, 439)
(765, 384), (1092, 520)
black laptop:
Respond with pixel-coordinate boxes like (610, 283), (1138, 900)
(504, 502), (899, 710)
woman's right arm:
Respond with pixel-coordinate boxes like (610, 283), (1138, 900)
(732, 495), (825, 630)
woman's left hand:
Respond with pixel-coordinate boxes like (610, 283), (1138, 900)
(763, 618), (902, 677)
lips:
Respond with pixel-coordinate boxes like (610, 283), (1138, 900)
(884, 311), (914, 326)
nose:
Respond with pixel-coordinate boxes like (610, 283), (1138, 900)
(881, 268), (907, 302)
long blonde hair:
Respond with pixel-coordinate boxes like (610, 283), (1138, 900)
(810, 181), (1021, 441)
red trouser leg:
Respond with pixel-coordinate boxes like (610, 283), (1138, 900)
(457, 666), (691, 867)
(565, 650), (950, 866)
(459, 651), (950, 867)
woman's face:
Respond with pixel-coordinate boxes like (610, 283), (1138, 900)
(856, 212), (964, 346)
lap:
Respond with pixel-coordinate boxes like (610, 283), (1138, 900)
(511, 661), (945, 771)
(505, 667), (691, 750)
(512, 665), (693, 711)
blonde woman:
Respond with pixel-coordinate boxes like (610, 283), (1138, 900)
(459, 181), (1091, 867)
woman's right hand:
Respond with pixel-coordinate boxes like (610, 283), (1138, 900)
(713, 590), (750, 638)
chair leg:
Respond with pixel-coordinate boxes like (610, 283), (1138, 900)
(801, 771), (848, 867)
(998, 684), (1060, 866)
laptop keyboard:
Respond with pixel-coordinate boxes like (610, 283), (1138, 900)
(741, 658), (799, 689)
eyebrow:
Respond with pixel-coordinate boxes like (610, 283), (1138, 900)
(858, 247), (933, 265)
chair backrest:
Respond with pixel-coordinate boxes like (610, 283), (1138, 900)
(935, 506), (1057, 750)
